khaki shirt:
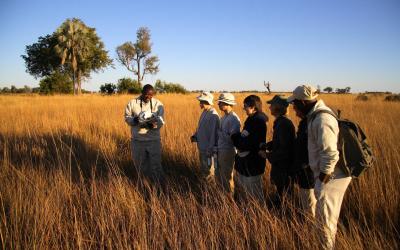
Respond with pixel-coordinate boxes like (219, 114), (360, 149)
(217, 111), (241, 151)
(125, 97), (164, 141)
(307, 100), (341, 177)
(194, 107), (220, 153)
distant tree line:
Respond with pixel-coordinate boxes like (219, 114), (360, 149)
(100, 78), (187, 95)
(1, 85), (39, 94)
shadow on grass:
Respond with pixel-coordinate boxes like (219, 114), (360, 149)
(0, 130), (204, 197)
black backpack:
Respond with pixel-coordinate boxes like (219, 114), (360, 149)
(310, 110), (374, 178)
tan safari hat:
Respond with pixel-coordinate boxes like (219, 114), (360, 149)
(287, 85), (319, 103)
(217, 93), (236, 105)
(197, 91), (214, 105)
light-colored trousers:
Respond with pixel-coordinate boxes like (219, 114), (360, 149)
(234, 172), (265, 203)
(299, 188), (317, 217)
(313, 175), (351, 250)
(131, 139), (164, 181)
(199, 150), (215, 180)
(215, 148), (236, 193)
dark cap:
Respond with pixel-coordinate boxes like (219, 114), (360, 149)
(267, 95), (289, 107)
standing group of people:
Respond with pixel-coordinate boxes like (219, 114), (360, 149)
(124, 84), (352, 249)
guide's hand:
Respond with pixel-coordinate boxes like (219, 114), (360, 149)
(258, 150), (267, 159)
(146, 121), (156, 129)
(259, 142), (268, 151)
(319, 172), (331, 184)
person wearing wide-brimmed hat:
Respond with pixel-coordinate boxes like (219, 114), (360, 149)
(287, 85), (351, 250)
(191, 92), (220, 179)
(215, 93), (241, 193)
(259, 95), (296, 207)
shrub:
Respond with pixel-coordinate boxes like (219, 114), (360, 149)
(1, 87), (11, 94)
(100, 83), (117, 95)
(39, 72), (73, 94)
(155, 79), (188, 94)
(384, 94), (400, 102)
(117, 78), (141, 94)
(356, 94), (369, 101)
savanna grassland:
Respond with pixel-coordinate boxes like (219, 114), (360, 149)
(0, 93), (399, 249)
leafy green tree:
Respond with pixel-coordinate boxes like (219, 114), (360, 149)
(116, 27), (159, 87)
(323, 87), (333, 93)
(39, 72), (73, 94)
(21, 34), (62, 78)
(55, 18), (112, 95)
(100, 83), (117, 95)
(117, 77), (141, 94)
(22, 18), (112, 95)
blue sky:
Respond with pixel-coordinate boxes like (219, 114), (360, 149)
(0, 0), (399, 92)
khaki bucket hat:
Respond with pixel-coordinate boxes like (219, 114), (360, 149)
(287, 85), (319, 103)
(217, 93), (236, 105)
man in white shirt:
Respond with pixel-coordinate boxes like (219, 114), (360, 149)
(125, 84), (165, 182)
(287, 85), (352, 250)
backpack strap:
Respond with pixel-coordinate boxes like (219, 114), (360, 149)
(311, 110), (368, 141)
(309, 109), (338, 123)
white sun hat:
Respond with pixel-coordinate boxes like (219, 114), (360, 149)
(197, 91), (214, 105)
(287, 85), (319, 103)
(217, 93), (236, 105)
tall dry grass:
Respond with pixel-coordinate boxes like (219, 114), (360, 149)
(0, 93), (399, 249)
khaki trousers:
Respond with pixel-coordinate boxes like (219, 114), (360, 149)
(131, 139), (164, 181)
(199, 151), (215, 180)
(234, 172), (265, 203)
(313, 175), (351, 250)
(215, 148), (236, 193)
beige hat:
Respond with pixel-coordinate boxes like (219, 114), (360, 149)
(197, 91), (214, 105)
(287, 85), (319, 103)
(217, 93), (236, 105)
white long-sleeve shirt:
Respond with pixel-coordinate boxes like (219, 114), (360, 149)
(307, 100), (341, 177)
(125, 97), (164, 141)
(217, 111), (241, 151)
(194, 107), (220, 153)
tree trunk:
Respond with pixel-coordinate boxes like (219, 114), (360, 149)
(77, 70), (82, 95)
(72, 72), (77, 95)
(137, 57), (141, 88)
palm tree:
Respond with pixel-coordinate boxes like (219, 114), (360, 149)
(55, 18), (90, 95)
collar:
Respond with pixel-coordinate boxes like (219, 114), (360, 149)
(273, 115), (286, 125)
(306, 100), (326, 119)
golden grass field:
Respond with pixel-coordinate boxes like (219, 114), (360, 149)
(0, 93), (399, 249)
